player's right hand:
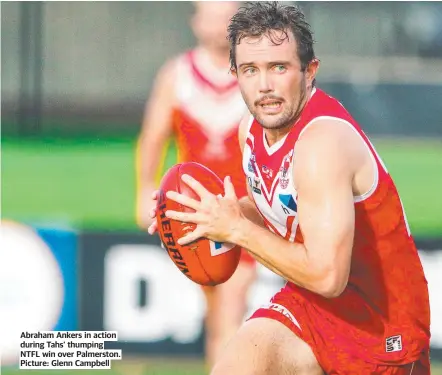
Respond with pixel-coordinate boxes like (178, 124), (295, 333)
(137, 187), (159, 233)
(147, 190), (159, 235)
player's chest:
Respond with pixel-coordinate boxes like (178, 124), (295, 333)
(243, 145), (299, 227)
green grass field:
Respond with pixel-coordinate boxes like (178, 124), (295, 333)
(2, 136), (442, 236)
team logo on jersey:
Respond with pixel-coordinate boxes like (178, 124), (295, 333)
(252, 177), (262, 194)
(279, 151), (293, 189)
(247, 176), (261, 195)
(248, 152), (257, 174)
(261, 165), (273, 179)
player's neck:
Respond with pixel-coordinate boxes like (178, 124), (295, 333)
(264, 86), (313, 146)
(264, 128), (290, 147)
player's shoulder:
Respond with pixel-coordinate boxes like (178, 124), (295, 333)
(294, 116), (363, 179)
(312, 87), (344, 106)
(298, 88), (359, 149)
(293, 88), (367, 181)
(308, 88), (352, 119)
(157, 56), (179, 79)
(299, 113), (352, 146)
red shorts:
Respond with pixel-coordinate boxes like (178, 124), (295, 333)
(248, 290), (430, 375)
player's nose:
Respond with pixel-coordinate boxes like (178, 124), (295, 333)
(258, 71), (273, 93)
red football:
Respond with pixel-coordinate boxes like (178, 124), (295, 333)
(156, 162), (241, 286)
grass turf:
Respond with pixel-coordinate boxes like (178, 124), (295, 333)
(1, 137), (442, 236)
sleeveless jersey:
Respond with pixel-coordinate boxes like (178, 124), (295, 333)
(171, 49), (247, 197)
(242, 88), (430, 365)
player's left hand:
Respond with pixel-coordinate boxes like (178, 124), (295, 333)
(165, 174), (243, 245)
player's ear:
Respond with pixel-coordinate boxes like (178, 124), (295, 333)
(305, 58), (319, 88)
(230, 67), (238, 78)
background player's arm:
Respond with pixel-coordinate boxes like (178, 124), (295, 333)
(232, 120), (357, 298)
(137, 59), (177, 229)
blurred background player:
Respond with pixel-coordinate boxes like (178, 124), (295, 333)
(135, 1), (256, 368)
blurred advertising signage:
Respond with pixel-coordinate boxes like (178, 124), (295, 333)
(78, 233), (442, 358)
(0, 221), (78, 365)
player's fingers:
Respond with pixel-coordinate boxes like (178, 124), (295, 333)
(177, 228), (203, 246)
(165, 210), (204, 224)
(181, 174), (212, 200)
(223, 176), (237, 200)
(166, 190), (201, 211)
(152, 190), (159, 200)
(147, 220), (158, 235)
(149, 207), (157, 218)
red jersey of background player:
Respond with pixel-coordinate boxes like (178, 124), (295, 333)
(171, 50), (247, 198)
(243, 88), (430, 369)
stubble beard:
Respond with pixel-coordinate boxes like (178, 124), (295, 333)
(249, 81), (308, 132)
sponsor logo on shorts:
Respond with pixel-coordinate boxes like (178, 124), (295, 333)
(385, 335), (402, 353)
(260, 302), (301, 330)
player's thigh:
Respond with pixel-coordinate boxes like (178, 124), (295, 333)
(210, 317), (324, 375)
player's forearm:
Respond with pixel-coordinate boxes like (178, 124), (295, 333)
(230, 218), (339, 297)
(238, 196), (265, 227)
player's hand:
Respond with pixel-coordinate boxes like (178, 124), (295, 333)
(146, 190), (160, 235)
(165, 174), (244, 245)
(137, 187), (157, 231)
(137, 187), (160, 234)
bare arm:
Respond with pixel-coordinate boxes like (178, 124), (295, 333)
(237, 187), (265, 227)
(231, 120), (357, 297)
(136, 59), (177, 229)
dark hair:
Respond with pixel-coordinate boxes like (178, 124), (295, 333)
(228, 1), (315, 72)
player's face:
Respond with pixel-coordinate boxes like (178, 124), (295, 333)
(234, 31), (316, 130)
(192, 2), (239, 51)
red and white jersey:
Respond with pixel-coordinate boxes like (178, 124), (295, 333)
(171, 49), (247, 196)
(243, 88), (430, 364)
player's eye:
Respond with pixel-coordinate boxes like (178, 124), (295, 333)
(243, 67), (257, 76)
(272, 64), (287, 73)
